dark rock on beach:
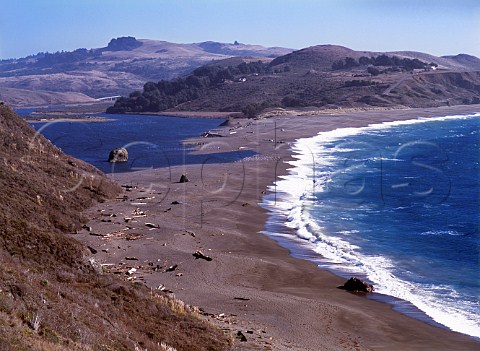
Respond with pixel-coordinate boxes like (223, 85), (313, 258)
(179, 174), (189, 183)
(236, 331), (247, 342)
(339, 277), (374, 293)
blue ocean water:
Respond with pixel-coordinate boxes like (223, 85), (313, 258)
(262, 113), (480, 338)
(21, 112), (255, 173)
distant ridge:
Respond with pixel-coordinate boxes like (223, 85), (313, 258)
(1, 37), (479, 110)
(107, 44), (480, 115)
(197, 41), (290, 58)
(441, 53), (480, 70)
(0, 37), (293, 105)
(274, 45), (480, 71)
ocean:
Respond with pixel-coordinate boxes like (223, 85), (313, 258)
(262, 113), (480, 339)
(21, 112), (255, 173)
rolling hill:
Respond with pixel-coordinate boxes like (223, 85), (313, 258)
(106, 44), (480, 116)
(0, 87), (96, 107)
(2, 38), (479, 112)
(0, 37), (292, 105)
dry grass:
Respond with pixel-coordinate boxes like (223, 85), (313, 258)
(0, 105), (232, 350)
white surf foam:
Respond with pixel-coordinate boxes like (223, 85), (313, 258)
(261, 112), (480, 338)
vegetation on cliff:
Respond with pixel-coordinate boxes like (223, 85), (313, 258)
(106, 60), (270, 114)
(331, 54), (433, 71)
(0, 104), (232, 350)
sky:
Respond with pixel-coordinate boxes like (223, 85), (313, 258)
(0, 0), (479, 59)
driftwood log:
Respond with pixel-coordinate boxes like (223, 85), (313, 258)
(192, 250), (212, 261)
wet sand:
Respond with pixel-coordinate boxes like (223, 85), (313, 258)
(75, 105), (480, 350)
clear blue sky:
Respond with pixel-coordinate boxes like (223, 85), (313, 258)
(0, 0), (479, 59)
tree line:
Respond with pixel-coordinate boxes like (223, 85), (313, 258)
(107, 61), (270, 114)
(332, 54), (434, 71)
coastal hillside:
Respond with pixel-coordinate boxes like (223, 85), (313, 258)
(106, 45), (480, 116)
(0, 104), (231, 350)
(0, 87), (96, 107)
(0, 36), (292, 104)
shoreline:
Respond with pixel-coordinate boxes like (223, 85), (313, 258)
(126, 110), (241, 118)
(261, 110), (480, 337)
(25, 116), (113, 123)
(75, 104), (480, 350)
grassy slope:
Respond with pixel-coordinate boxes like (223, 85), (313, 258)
(0, 104), (231, 351)
(106, 46), (480, 115)
(0, 38), (292, 101)
(0, 88), (97, 108)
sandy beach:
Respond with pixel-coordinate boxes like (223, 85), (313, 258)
(75, 105), (480, 350)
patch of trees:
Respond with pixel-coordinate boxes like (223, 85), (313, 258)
(0, 48), (102, 75)
(332, 55), (429, 71)
(0, 37), (144, 77)
(107, 61), (270, 114)
(241, 101), (271, 118)
(36, 48), (99, 67)
(332, 57), (360, 70)
(367, 66), (381, 76)
(8, 37), (142, 70)
(0, 51), (101, 76)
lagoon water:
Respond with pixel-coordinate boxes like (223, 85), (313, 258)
(22, 112), (255, 173)
(263, 113), (480, 338)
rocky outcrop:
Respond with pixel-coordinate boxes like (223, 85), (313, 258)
(108, 147), (128, 163)
(179, 174), (189, 183)
(105, 36), (142, 52)
(339, 277), (374, 293)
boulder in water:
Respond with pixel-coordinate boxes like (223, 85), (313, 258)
(108, 147), (128, 163)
